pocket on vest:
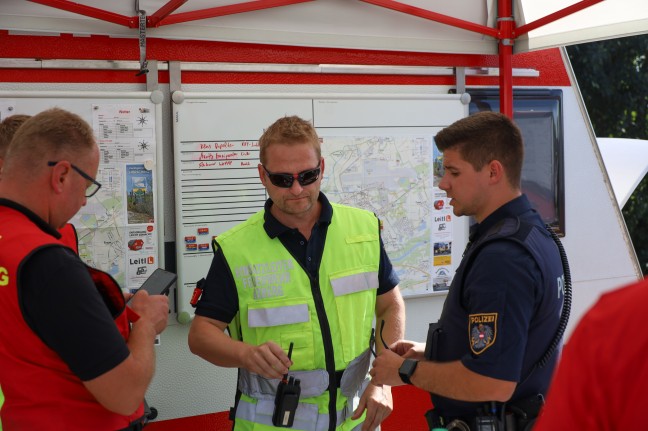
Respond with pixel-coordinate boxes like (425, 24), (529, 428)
(247, 299), (315, 370)
(330, 269), (377, 363)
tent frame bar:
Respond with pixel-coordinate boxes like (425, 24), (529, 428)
(25, 0), (603, 116)
(0, 58), (539, 78)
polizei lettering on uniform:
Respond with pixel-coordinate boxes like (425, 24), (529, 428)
(234, 260), (294, 300)
(469, 313), (498, 354)
(469, 314), (496, 324)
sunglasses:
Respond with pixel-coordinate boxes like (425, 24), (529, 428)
(262, 162), (321, 188)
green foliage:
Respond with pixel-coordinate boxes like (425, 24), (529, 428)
(127, 192), (154, 223)
(567, 35), (648, 273)
(623, 175), (648, 273)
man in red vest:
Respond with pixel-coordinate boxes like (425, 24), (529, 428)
(0, 108), (169, 430)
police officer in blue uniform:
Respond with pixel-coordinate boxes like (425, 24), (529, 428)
(370, 111), (566, 431)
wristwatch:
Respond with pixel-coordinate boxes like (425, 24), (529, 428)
(398, 358), (419, 385)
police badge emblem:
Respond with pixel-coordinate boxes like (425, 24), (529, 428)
(469, 313), (497, 354)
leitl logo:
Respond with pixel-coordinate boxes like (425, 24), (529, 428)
(147, 256), (155, 265)
(0, 267), (9, 286)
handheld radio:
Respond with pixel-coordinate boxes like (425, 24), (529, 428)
(272, 342), (301, 427)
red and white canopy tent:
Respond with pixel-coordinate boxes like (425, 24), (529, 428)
(2, 2), (647, 428)
(2, 0), (647, 116)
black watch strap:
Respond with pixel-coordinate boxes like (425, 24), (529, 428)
(398, 358), (419, 385)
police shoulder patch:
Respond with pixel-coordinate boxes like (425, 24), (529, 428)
(469, 313), (498, 355)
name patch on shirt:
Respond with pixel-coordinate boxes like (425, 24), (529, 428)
(235, 260), (294, 300)
(469, 313), (497, 354)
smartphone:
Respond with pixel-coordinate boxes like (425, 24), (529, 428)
(128, 268), (177, 303)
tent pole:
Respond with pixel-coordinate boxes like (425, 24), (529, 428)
(498, 0), (514, 118)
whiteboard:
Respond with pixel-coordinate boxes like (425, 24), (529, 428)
(0, 91), (165, 291)
(172, 92), (469, 322)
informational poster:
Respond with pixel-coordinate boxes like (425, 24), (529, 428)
(320, 135), (454, 296)
(73, 103), (158, 290)
(0, 94), (162, 293)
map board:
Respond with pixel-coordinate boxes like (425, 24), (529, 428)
(0, 91), (164, 291)
(172, 92), (469, 322)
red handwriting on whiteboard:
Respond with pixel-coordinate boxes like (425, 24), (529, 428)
(199, 152), (240, 161)
(215, 142), (235, 150)
(198, 161), (217, 168)
(216, 152), (238, 160)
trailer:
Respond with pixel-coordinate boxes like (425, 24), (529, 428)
(1, 1), (647, 430)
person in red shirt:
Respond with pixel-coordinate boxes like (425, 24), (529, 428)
(534, 278), (648, 431)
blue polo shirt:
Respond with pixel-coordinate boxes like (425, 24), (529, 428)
(431, 194), (564, 420)
(195, 193), (399, 323)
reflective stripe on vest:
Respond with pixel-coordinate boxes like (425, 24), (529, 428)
(246, 272), (377, 328)
(235, 375), (370, 431)
(237, 348), (371, 400)
(330, 271), (378, 296)
(235, 397), (347, 431)
(248, 303), (310, 328)
(238, 368), (329, 399)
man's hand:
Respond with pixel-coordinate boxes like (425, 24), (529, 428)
(370, 349), (409, 387)
(129, 290), (169, 335)
(242, 341), (293, 379)
(391, 340), (426, 360)
(351, 381), (393, 431)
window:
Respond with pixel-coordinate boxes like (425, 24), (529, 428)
(468, 89), (565, 234)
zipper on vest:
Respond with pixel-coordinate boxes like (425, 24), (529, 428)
(279, 233), (338, 431)
(307, 274), (338, 431)
(280, 236), (338, 431)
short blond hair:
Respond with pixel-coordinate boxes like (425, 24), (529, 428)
(258, 116), (320, 165)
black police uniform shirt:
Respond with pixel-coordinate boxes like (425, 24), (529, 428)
(431, 194), (564, 420)
(0, 199), (130, 382)
(195, 193), (400, 324)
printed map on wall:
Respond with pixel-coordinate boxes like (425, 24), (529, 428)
(72, 104), (158, 289)
(320, 135), (453, 297)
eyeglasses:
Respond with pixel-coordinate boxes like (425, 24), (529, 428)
(48, 161), (102, 198)
(262, 162), (321, 188)
(370, 319), (390, 357)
